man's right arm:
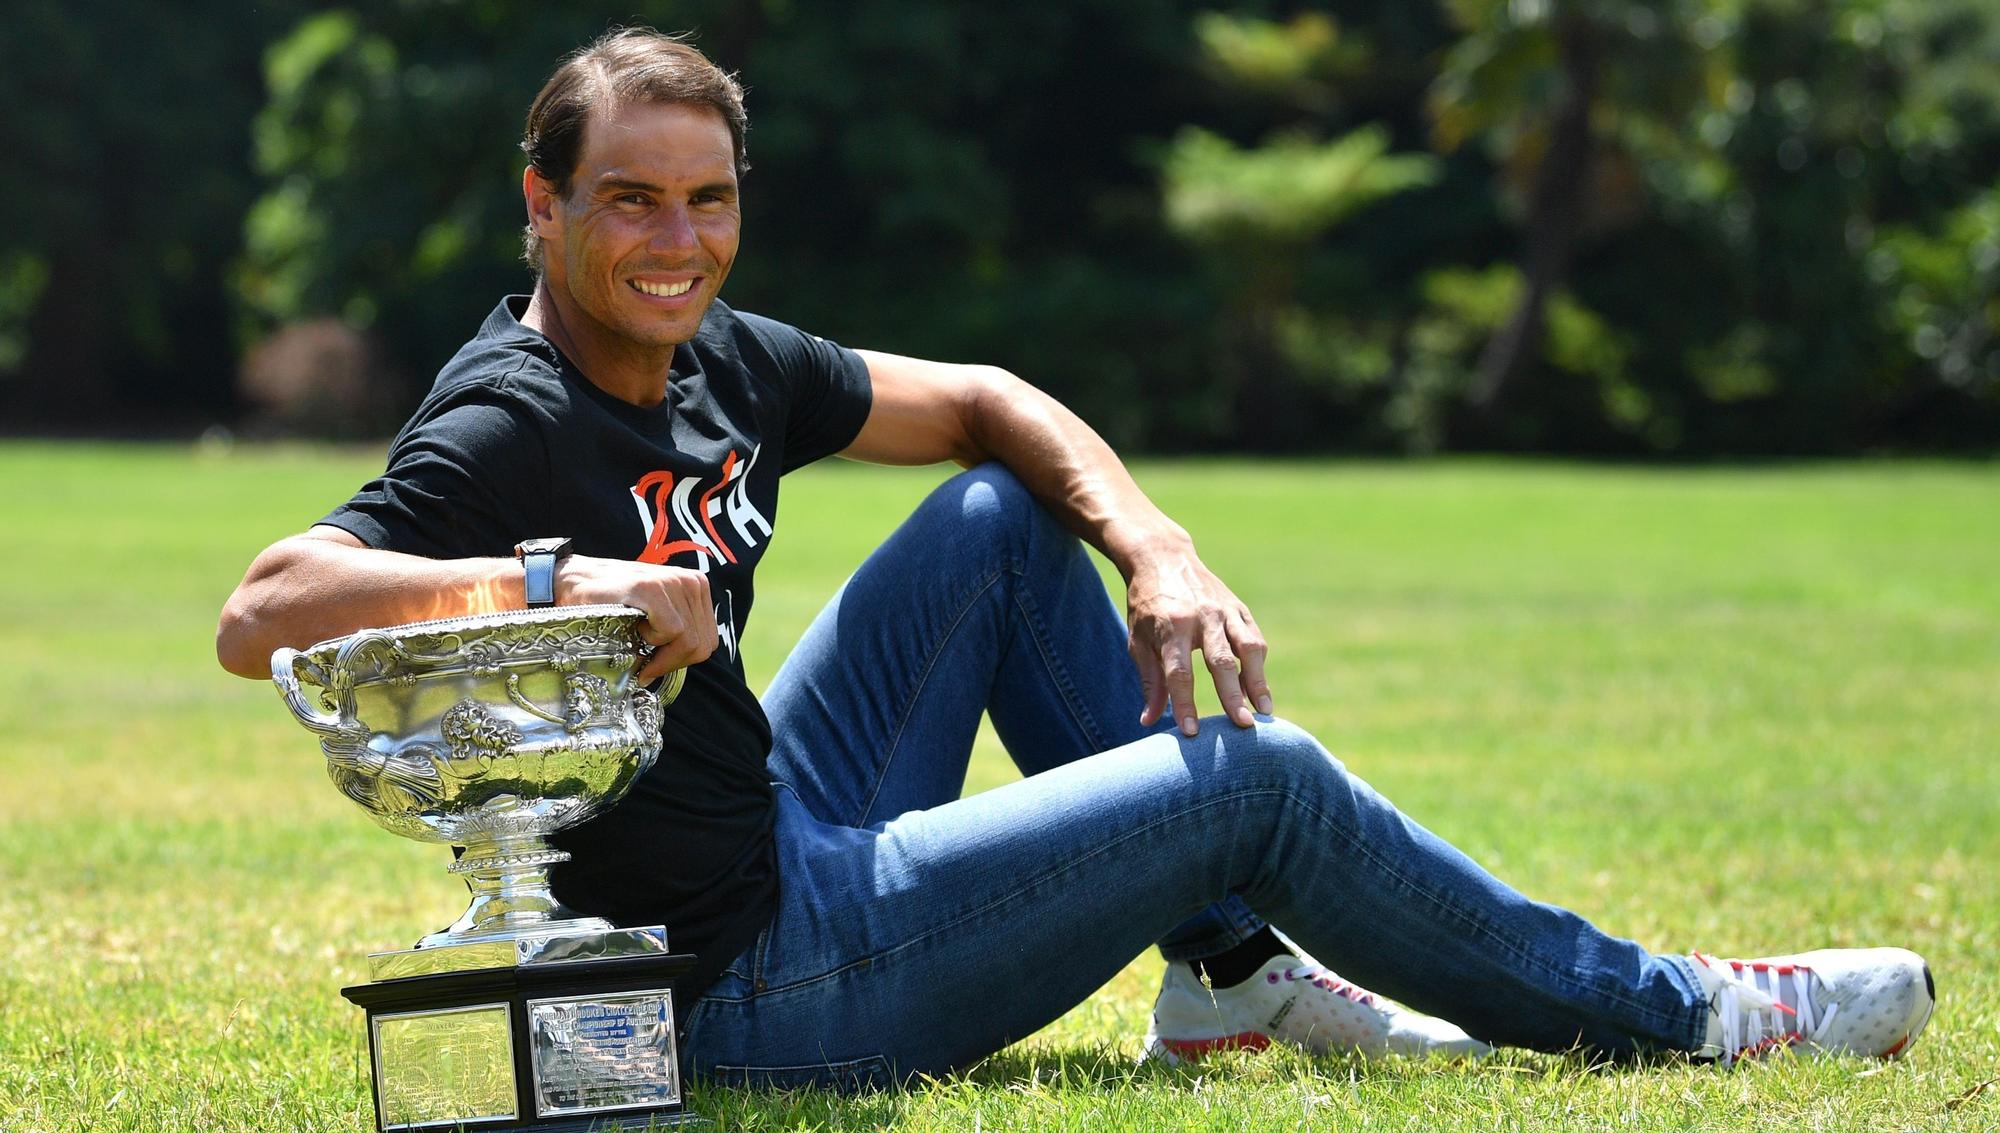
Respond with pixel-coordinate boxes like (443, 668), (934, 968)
(216, 526), (717, 684)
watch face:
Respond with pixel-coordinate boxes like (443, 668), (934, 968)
(519, 537), (572, 556)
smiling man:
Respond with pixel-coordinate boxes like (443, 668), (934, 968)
(218, 29), (1933, 1089)
(522, 96), (741, 392)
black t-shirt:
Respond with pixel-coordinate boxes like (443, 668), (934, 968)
(321, 296), (873, 1011)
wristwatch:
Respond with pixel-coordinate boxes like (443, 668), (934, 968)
(513, 537), (573, 608)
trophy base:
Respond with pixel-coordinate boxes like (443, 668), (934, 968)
(343, 945), (697, 1132)
(372, 925), (671, 981)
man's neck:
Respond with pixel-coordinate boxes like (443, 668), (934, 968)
(519, 280), (676, 408)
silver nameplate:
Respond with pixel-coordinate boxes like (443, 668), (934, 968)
(372, 1002), (518, 1130)
(528, 990), (680, 1117)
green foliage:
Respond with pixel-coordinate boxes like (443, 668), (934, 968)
(1251, 0), (2000, 452)
(1605, 0), (2000, 451)
(1275, 266), (1645, 454)
(0, 0), (311, 422)
(1163, 126), (1440, 245)
(1190, 11), (1364, 109)
(1432, 0), (1718, 160)
(0, 252), (50, 373)
(237, 1), (559, 357)
(1873, 185), (2000, 394)
(1686, 323), (1779, 404)
(0, 0), (1995, 452)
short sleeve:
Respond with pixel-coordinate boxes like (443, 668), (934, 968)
(320, 388), (552, 559)
(734, 312), (874, 472)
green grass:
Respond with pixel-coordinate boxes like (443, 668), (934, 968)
(2, 442), (1997, 1131)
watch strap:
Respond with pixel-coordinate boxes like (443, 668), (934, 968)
(514, 537), (573, 608)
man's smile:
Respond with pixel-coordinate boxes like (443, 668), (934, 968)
(630, 278), (697, 298)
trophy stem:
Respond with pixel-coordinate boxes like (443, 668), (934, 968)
(424, 834), (614, 947)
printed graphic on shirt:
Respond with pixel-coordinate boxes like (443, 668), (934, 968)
(629, 445), (771, 570)
(628, 446), (767, 663)
(713, 588), (737, 664)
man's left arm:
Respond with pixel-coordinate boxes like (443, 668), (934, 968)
(843, 350), (1273, 736)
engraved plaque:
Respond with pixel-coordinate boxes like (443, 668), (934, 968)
(528, 991), (680, 1117)
(373, 1003), (518, 1130)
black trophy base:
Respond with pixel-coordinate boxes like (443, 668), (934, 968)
(343, 951), (698, 1133)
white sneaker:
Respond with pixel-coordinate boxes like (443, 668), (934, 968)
(1688, 949), (1935, 1064)
(1141, 956), (1493, 1063)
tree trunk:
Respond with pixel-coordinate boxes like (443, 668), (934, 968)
(1470, 14), (1599, 414)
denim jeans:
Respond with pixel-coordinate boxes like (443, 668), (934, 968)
(678, 464), (1708, 1088)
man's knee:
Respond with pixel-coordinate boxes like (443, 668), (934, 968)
(1209, 716), (1350, 794)
(1175, 716), (1364, 856)
(948, 462), (1035, 524)
(933, 462), (1073, 566)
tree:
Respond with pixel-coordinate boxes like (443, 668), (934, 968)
(1429, 0), (1714, 426)
(1600, 0), (2000, 450)
(1159, 12), (1440, 449)
(237, 0), (1237, 446)
(0, 0), (309, 428)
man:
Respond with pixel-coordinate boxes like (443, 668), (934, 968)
(218, 29), (1934, 1088)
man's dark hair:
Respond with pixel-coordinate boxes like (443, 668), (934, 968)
(520, 28), (749, 269)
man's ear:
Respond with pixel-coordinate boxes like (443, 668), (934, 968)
(524, 167), (561, 241)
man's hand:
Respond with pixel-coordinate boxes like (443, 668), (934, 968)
(1126, 548), (1272, 736)
(556, 556), (719, 684)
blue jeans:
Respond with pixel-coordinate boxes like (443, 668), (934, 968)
(679, 465), (1708, 1088)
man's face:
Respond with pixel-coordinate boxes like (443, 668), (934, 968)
(531, 100), (741, 351)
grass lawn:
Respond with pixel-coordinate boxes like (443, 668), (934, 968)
(1, 441), (1996, 1131)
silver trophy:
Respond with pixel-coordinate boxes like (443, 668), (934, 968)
(273, 605), (695, 1132)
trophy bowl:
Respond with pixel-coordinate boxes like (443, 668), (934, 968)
(272, 605), (678, 948)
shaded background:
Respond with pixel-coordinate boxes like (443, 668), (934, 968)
(3, 0), (1996, 454)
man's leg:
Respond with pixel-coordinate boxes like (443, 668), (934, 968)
(761, 463), (1262, 958)
(758, 464), (1483, 1060)
(685, 717), (1718, 1086)
(710, 469), (1927, 1083)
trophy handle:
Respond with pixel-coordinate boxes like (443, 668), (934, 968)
(271, 646), (351, 735)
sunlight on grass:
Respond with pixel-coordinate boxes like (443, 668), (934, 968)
(2, 443), (1996, 1131)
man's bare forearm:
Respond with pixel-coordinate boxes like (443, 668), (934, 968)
(215, 529), (525, 678)
(953, 368), (1273, 732)
(218, 528), (719, 685)
(957, 368), (1193, 582)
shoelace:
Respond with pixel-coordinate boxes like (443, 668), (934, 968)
(1693, 952), (1838, 1063)
(1272, 963), (1385, 1010)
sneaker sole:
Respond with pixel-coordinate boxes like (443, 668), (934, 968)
(1157, 1032), (1272, 1059)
